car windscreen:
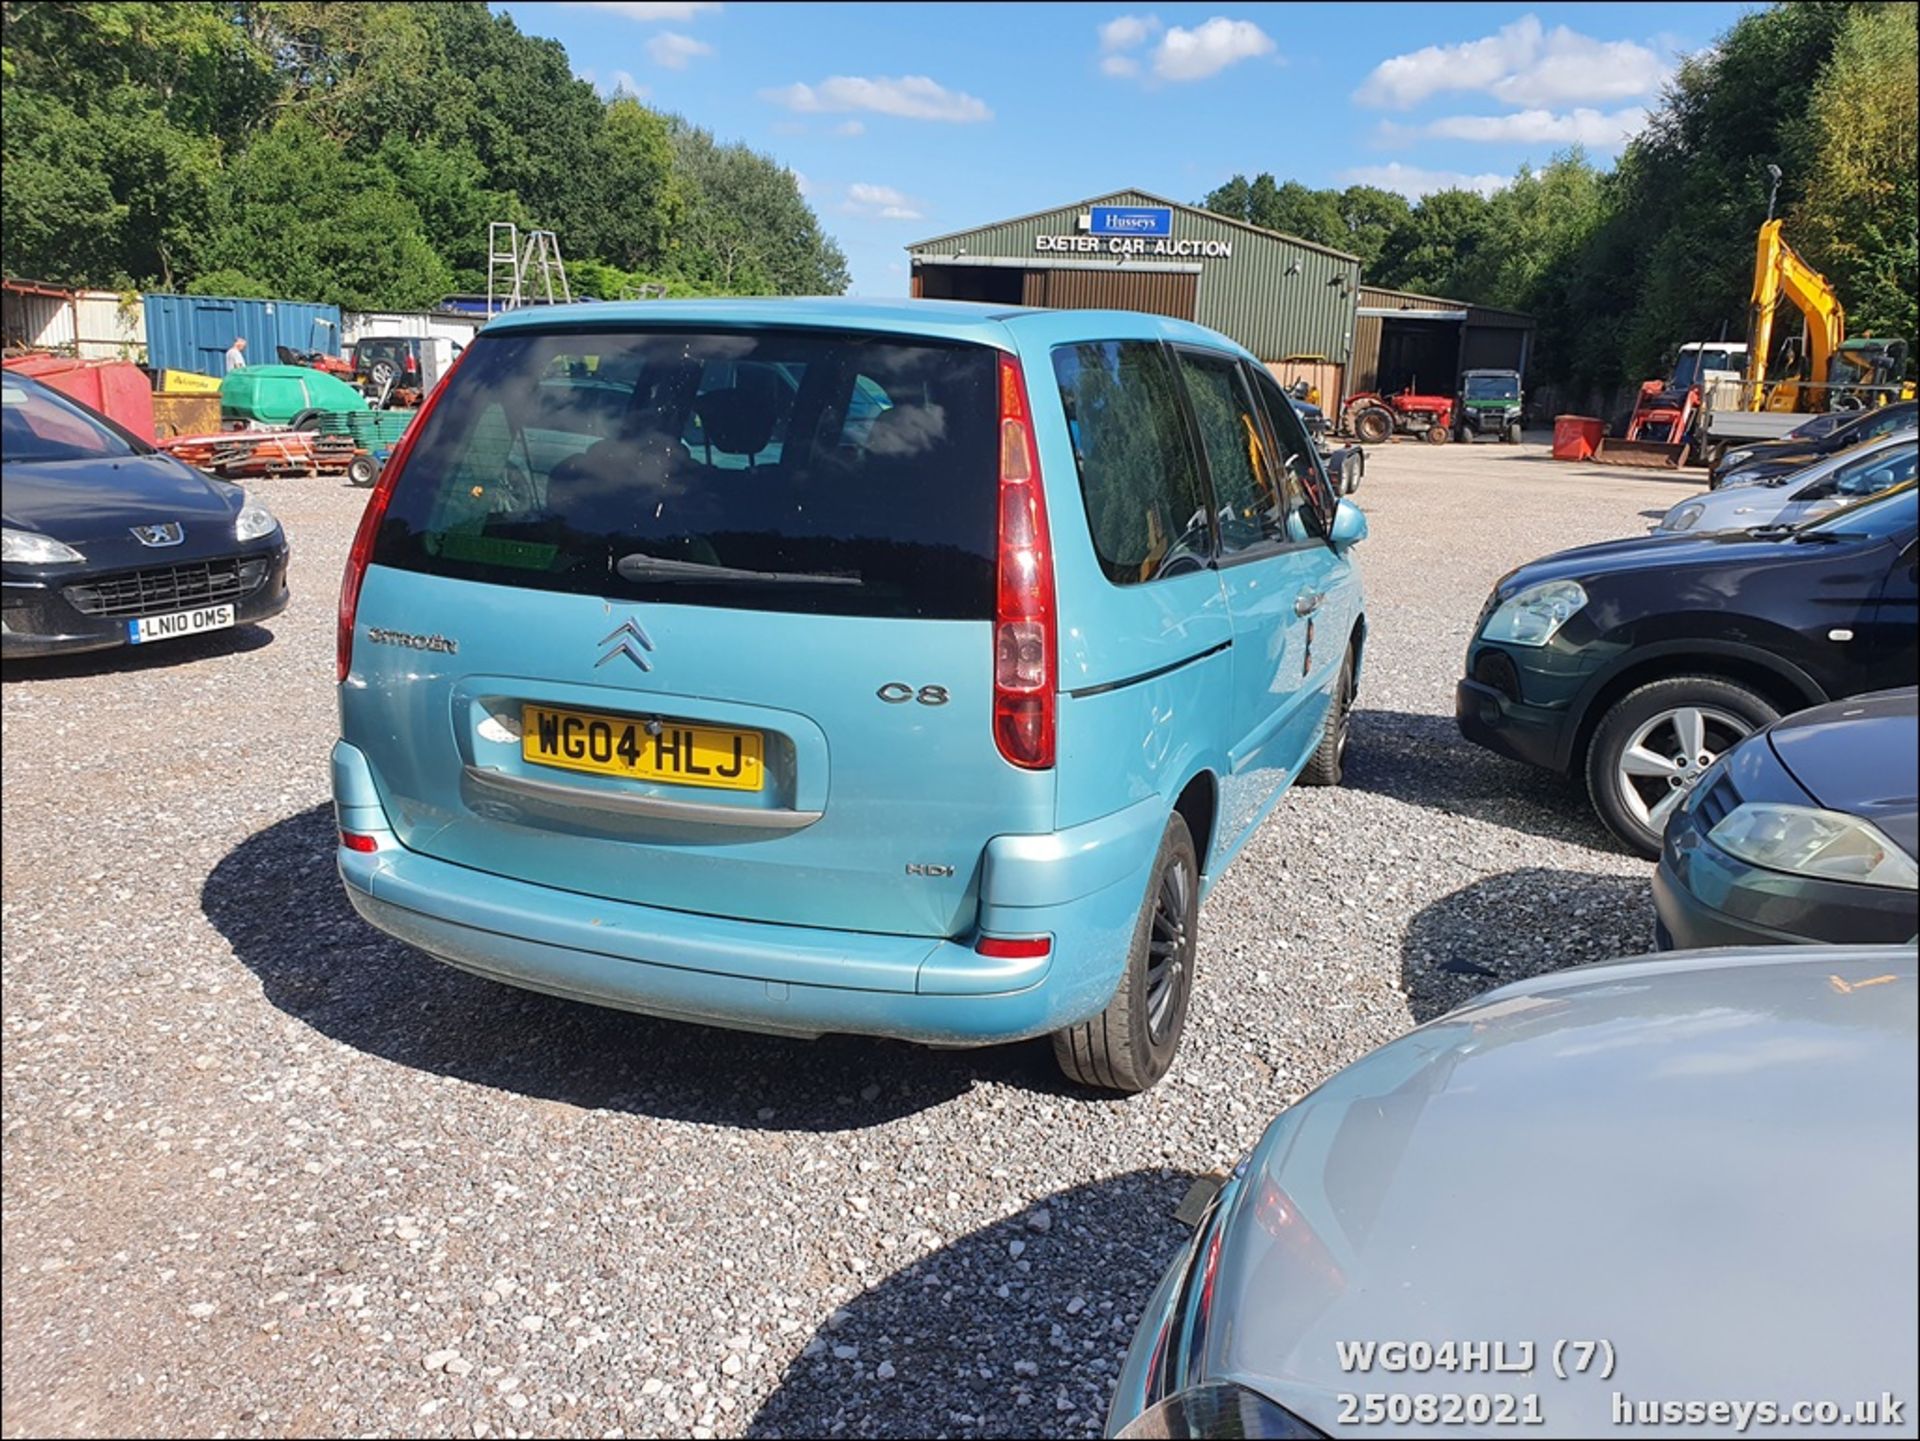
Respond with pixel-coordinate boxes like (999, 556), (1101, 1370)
(371, 327), (999, 619)
(1463, 375), (1519, 401)
(1796, 480), (1917, 538)
(1, 375), (145, 463)
(1831, 403), (1917, 445)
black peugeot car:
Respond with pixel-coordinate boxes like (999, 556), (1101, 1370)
(1457, 481), (1918, 857)
(1711, 400), (1916, 489)
(2, 371), (290, 659)
(1655, 689), (1917, 949)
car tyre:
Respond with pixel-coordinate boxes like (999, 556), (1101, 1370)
(290, 408), (325, 433)
(1506, 421), (1524, 444)
(1053, 813), (1198, 1094)
(1425, 422), (1451, 445)
(1586, 676), (1780, 859)
(346, 453), (380, 488)
(1300, 647), (1355, 787)
(1352, 406), (1393, 445)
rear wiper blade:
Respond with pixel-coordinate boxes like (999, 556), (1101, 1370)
(616, 553), (861, 585)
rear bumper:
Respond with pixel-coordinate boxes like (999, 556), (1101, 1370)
(1455, 677), (1567, 773)
(1, 546), (290, 659)
(332, 741), (1159, 1046)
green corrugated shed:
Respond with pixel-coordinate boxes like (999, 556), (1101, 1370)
(907, 189), (1362, 367)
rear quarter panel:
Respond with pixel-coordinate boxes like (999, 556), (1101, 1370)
(1008, 315), (1237, 861)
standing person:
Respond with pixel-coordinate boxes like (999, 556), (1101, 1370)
(224, 336), (247, 372)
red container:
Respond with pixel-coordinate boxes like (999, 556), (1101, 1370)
(3, 353), (156, 441)
(1551, 414), (1606, 462)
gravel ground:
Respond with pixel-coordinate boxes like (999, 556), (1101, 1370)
(3, 438), (1692, 1438)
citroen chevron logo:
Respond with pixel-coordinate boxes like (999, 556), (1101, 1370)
(596, 617), (654, 671)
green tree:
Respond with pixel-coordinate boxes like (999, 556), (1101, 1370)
(574, 98), (680, 273)
(1202, 173), (1351, 251)
(0, 0), (863, 307)
(1786, 1), (1918, 347)
(1372, 189), (1493, 295)
(1336, 186), (1412, 270)
(667, 120), (849, 294)
(199, 115), (450, 309)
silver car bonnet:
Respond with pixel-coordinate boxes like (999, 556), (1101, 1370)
(1203, 947), (1917, 1436)
(1669, 435), (1919, 530)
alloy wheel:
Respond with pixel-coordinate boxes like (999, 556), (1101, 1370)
(1616, 704), (1751, 833)
(1144, 855), (1193, 1044)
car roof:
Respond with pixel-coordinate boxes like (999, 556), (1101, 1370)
(477, 297), (1260, 364)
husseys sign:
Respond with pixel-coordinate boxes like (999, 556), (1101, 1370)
(1034, 204), (1233, 259)
(1035, 234), (1234, 259)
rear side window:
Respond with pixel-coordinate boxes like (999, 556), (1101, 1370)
(1247, 366), (1335, 538)
(1175, 350), (1288, 557)
(1051, 342), (1210, 585)
(372, 328), (998, 619)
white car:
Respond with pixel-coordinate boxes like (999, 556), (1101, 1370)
(1655, 435), (1917, 533)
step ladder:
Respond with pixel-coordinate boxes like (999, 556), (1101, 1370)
(487, 222), (573, 315)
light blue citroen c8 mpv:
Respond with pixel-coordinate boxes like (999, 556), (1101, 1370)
(334, 299), (1368, 1091)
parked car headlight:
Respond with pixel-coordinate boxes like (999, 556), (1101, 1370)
(1709, 803), (1919, 890)
(2, 526), (85, 565)
(1117, 1382), (1326, 1439)
(1720, 448), (1754, 470)
(1481, 579), (1588, 647)
(1661, 503), (1706, 532)
(1720, 469), (1763, 488)
(235, 497), (280, 542)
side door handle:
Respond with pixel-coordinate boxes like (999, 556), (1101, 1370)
(1294, 589), (1324, 617)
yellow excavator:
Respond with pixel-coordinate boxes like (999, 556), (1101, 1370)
(1745, 218), (1913, 414)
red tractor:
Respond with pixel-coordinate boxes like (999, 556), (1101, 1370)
(1343, 387), (1457, 445)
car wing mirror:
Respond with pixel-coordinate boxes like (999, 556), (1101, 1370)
(1329, 497), (1368, 550)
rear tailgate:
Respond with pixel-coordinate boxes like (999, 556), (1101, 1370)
(344, 322), (1050, 939)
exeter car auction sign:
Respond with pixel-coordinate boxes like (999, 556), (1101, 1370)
(1035, 234), (1234, 258)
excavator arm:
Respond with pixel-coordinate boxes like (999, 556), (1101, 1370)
(1745, 219), (1845, 411)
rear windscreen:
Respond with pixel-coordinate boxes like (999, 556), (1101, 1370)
(371, 327), (999, 619)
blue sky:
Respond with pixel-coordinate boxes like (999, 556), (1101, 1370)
(492, 1), (1755, 294)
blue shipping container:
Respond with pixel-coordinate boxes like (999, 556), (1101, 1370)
(141, 294), (345, 376)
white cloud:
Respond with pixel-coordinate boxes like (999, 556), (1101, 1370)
(1153, 17), (1275, 82)
(1100, 54), (1141, 78)
(835, 120), (866, 137)
(1340, 162), (1508, 200)
(1420, 105), (1649, 148)
(647, 31), (712, 68)
(761, 75), (992, 123)
(1099, 14), (1161, 51)
(562, 1), (721, 19)
(1356, 15), (1668, 109)
(845, 182), (926, 221)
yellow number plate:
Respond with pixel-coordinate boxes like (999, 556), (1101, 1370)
(520, 705), (763, 791)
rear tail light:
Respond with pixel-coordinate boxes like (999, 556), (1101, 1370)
(993, 354), (1056, 769)
(337, 345), (469, 682)
(975, 935), (1052, 959)
(339, 830), (379, 853)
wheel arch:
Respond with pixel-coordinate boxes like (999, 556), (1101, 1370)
(1561, 641), (1827, 772)
(1170, 769), (1218, 881)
